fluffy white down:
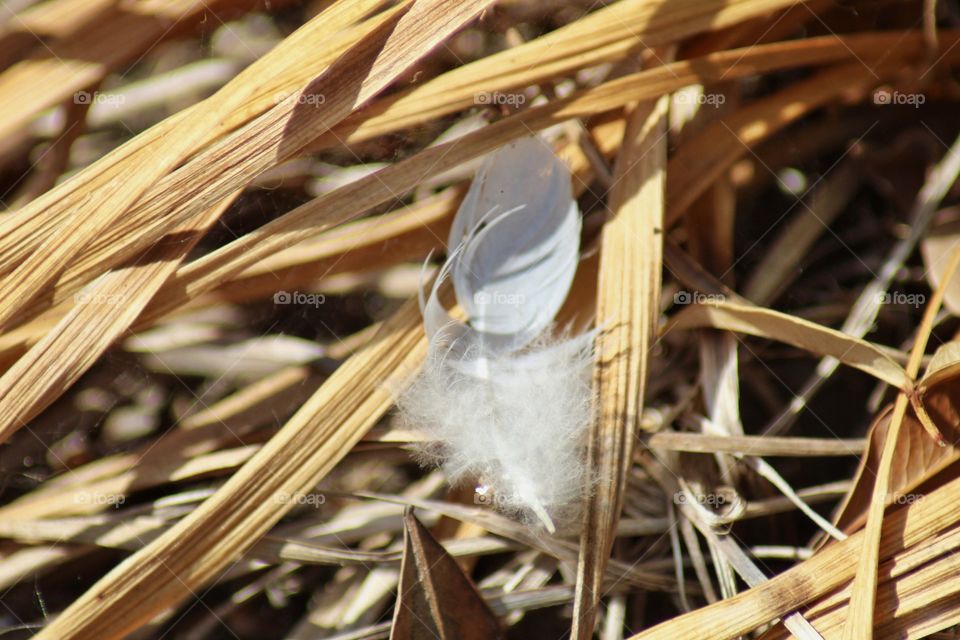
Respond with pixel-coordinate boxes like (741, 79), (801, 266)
(398, 334), (594, 530)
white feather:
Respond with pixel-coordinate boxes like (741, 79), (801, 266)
(398, 137), (593, 532)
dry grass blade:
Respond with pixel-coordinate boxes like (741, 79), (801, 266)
(0, 0), (395, 292)
(0, 0), (395, 354)
(355, 492), (676, 592)
(572, 95), (668, 638)
(666, 300), (911, 389)
(133, 42), (930, 332)
(327, 0), (807, 145)
(647, 432), (864, 457)
(759, 525), (960, 638)
(0, 0), (796, 288)
(688, 520), (825, 639)
(12, 31), (941, 322)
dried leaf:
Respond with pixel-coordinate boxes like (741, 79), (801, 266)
(832, 341), (960, 534)
(390, 508), (503, 640)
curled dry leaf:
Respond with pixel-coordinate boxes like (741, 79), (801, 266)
(390, 508), (503, 640)
(833, 340), (960, 534)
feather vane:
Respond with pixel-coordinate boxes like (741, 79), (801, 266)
(399, 137), (593, 532)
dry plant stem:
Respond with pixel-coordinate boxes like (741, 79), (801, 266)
(357, 492), (676, 591)
(760, 524), (960, 639)
(843, 241), (960, 639)
(85, 52), (869, 331)
(327, 0), (807, 146)
(572, 96), (668, 639)
(0, 182), (462, 366)
(2, 31), (942, 332)
(0, 0), (789, 168)
(666, 301), (911, 390)
(0, 0), (328, 329)
(647, 432), (864, 456)
(684, 516), (824, 640)
(0, 102), (217, 330)
(0, 9), (386, 341)
(667, 502), (692, 612)
(677, 512), (718, 603)
(0, 119), (610, 361)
